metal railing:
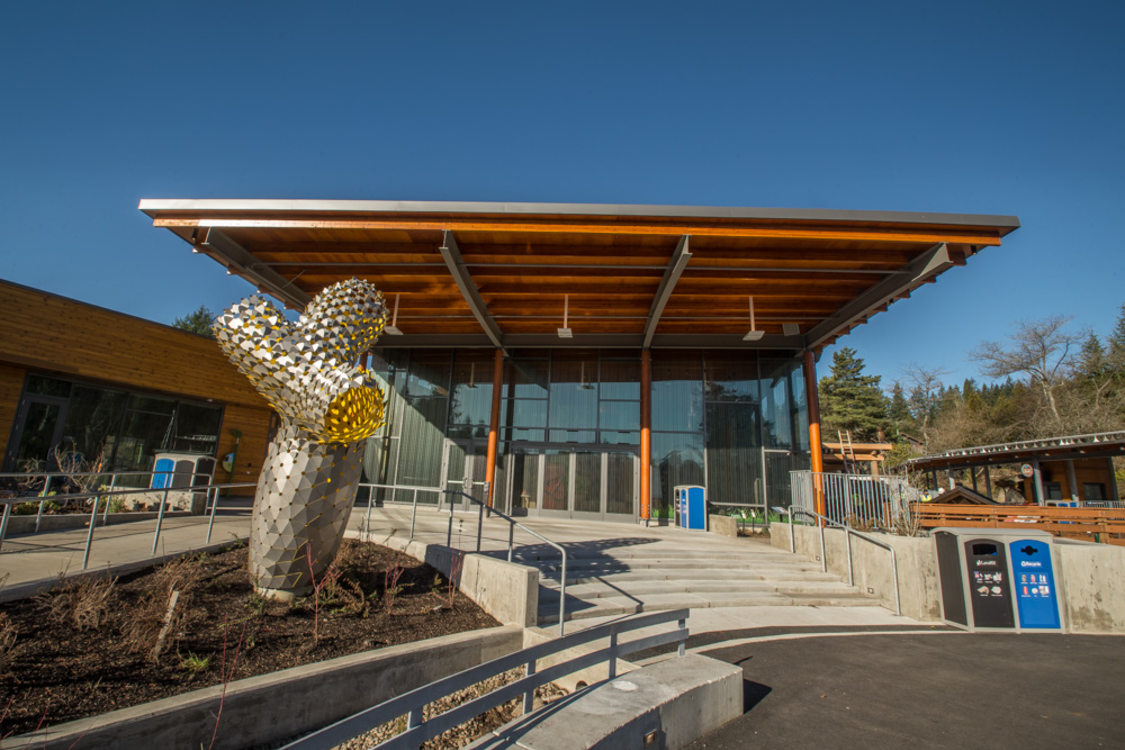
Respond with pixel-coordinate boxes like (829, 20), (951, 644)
(0, 480), (255, 569)
(790, 470), (919, 528)
(442, 490), (568, 635)
(784, 505), (901, 616)
(281, 608), (690, 750)
(0, 469), (193, 534)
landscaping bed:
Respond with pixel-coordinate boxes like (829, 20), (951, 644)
(0, 540), (498, 737)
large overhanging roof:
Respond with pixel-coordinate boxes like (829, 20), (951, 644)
(139, 199), (1019, 352)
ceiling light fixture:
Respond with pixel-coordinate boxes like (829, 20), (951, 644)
(557, 294), (573, 339)
(742, 296), (765, 341)
(385, 294), (403, 335)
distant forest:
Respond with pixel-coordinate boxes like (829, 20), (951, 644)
(819, 304), (1125, 466)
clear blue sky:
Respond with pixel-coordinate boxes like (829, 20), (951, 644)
(2, 1), (1122, 389)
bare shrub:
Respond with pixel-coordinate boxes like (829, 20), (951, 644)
(125, 557), (204, 659)
(36, 574), (118, 631)
(0, 612), (17, 675)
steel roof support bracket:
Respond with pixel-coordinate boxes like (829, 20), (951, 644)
(440, 230), (506, 352)
(804, 243), (951, 350)
(200, 228), (310, 310)
(643, 235), (692, 348)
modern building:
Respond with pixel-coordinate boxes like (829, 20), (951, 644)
(139, 199), (1020, 521)
(0, 279), (272, 492)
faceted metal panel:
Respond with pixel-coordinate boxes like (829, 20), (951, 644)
(214, 278), (388, 597)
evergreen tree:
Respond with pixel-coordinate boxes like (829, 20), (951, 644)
(1108, 303), (1125, 374)
(1077, 332), (1108, 379)
(818, 347), (888, 441)
(172, 305), (217, 337)
(886, 382), (912, 439)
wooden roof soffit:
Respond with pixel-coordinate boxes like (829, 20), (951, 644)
(643, 235), (691, 349)
(197, 228), (310, 310)
(439, 230), (506, 353)
(804, 243), (951, 350)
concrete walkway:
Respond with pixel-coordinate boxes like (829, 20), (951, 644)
(0, 511), (251, 601)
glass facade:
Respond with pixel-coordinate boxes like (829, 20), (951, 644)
(6, 374), (223, 484)
(362, 347), (810, 521)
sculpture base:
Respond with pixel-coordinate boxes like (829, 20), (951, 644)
(248, 420), (364, 596)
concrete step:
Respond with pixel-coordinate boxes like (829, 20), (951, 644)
(537, 591), (874, 624)
(537, 578), (859, 602)
(536, 566), (842, 586)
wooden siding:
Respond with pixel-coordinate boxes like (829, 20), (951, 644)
(0, 281), (272, 486)
(0, 281), (264, 408)
(217, 403), (273, 495)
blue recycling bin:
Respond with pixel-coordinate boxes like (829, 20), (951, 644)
(674, 485), (707, 530)
(1009, 538), (1062, 630)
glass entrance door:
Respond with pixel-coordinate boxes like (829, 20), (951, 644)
(441, 439), (488, 508)
(504, 445), (637, 520)
(763, 449), (792, 515)
(4, 395), (69, 471)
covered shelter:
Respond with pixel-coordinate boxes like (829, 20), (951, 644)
(141, 199), (1019, 521)
(906, 431), (1125, 506)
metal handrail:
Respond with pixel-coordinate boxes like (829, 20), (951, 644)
(0, 480), (255, 570)
(443, 489), (568, 635)
(784, 505), (901, 616)
(281, 608), (690, 750)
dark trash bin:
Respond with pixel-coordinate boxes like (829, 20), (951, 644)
(933, 527), (1063, 633)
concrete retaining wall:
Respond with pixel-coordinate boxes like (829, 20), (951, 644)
(772, 522), (1125, 632)
(771, 522), (939, 621)
(350, 530), (540, 628)
(472, 654), (742, 750)
(1056, 542), (1125, 633)
(708, 514), (738, 538)
(3, 626), (523, 750)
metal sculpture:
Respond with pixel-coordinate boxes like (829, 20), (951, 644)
(214, 278), (387, 599)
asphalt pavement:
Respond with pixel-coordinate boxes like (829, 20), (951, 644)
(686, 631), (1125, 749)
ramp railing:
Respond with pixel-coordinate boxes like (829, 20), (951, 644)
(281, 608), (689, 750)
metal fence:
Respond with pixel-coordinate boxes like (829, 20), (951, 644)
(790, 470), (920, 528)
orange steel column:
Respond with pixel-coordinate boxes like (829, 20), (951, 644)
(485, 349), (504, 507)
(640, 349), (652, 522)
(803, 350), (826, 518)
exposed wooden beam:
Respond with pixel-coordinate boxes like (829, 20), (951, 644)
(804, 243), (953, 349)
(155, 217), (1004, 247)
(439, 230), (505, 352)
(643, 236), (691, 348)
(198, 228), (310, 310)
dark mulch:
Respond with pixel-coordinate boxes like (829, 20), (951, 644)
(0, 540), (498, 737)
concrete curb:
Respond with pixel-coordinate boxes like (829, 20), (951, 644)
(1, 625), (524, 750)
(2, 510), (192, 535)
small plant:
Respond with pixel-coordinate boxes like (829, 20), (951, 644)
(180, 652), (212, 676)
(383, 564), (405, 614)
(304, 543), (342, 642)
(430, 572), (443, 596)
(246, 591), (268, 617)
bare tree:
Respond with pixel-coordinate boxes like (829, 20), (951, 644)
(970, 316), (1080, 431)
(903, 363), (949, 451)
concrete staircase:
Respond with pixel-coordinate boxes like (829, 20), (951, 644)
(505, 537), (874, 626)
